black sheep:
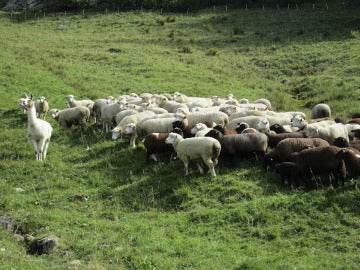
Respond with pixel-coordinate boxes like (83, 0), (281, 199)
(274, 162), (308, 188)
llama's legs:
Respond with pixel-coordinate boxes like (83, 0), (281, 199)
(30, 140), (39, 160)
(43, 138), (50, 160)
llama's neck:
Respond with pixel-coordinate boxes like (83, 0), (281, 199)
(27, 100), (38, 124)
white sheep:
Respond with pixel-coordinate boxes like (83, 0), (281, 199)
(155, 95), (189, 113)
(92, 96), (116, 124)
(227, 116), (270, 132)
(191, 123), (213, 137)
(65, 94), (94, 109)
(19, 94), (52, 161)
(111, 111), (156, 144)
(49, 106), (91, 129)
(165, 132), (221, 177)
(311, 103), (331, 119)
(175, 110), (229, 127)
(305, 123), (349, 144)
(34, 96), (49, 120)
(291, 115), (336, 130)
(100, 100), (128, 132)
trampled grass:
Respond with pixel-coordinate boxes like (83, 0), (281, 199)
(0, 4), (360, 269)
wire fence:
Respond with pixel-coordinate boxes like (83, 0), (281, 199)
(4, 2), (358, 22)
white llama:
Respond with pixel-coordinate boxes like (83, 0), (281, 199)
(20, 94), (53, 161)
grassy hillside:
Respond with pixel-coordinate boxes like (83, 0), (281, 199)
(0, 5), (359, 269)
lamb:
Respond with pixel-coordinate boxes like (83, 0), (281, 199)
(305, 123), (349, 144)
(274, 162), (308, 188)
(335, 148), (360, 183)
(264, 137), (329, 166)
(34, 96), (49, 120)
(191, 123), (213, 137)
(19, 94), (52, 161)
(165, 132), (221, 177)
(49, 106), (91, 130)
(114, 109), (139, 125)
(265, 131), (307, 148)
(142, 128), (183, 162)
(289, 146), (346, 188)
(311, 103), (331, 119)
(205, 129), (268, 167)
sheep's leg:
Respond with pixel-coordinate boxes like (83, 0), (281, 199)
(130, 134), (137, 148)
(150, 154), (158, 162)
(196, 163), (204, 174)
(182, 157), (190, 175)
(204, 158), (216, 177)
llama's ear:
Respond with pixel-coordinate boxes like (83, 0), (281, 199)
(30, 93), (34, 100)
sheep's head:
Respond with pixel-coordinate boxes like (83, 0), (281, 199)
(191, 123), (206, 134)
(165, 132), (181, 145)
(256, 119), (270, 133)
(65, 94), (75, 102)
(124, 123), (136, 135)
(204, 129), (222, 140)
(291, 115), (306, 128)
(49, 109), (60, 119)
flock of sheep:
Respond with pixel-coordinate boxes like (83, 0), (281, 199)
(17, 92), (360, 189)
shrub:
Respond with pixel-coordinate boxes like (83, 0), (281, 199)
(206, 48), (220, 56)
(182, 44), (193, 54)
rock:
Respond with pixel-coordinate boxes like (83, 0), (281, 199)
(28, 235), (60, 255)
(0, 216), (16, 231)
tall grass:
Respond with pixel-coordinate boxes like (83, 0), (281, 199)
(0, 5), (359, 269)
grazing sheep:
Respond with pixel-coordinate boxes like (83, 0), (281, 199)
(114, 109), (139, 125)
(305, 123), (349, 144)
(264, 137), (329, 166)
(265, 131), (307, 148)
(311, 103), (331, 119)
(112, 111), (156, 146)
(49, 106), (91, 129)
(212, 124), (237, 135)
(191, 123), (213, 137)
(92, 96), (116, 124)
(291, 115), (336, 130)
(227, 116), (270, 132)
(19, 94), (52, 161)
(253, 98), (272, 110)
(274, 162), (308, 188)
(348, 118), (360, 125)
(65, 94), (94, 111)
(205, 129), (268, 167)
(175, 110), (229, 127)
(34, 96), (49, 120)
(165, 132), (221, 177)
(143, 128), (183, 162)
(345, 123), (360, 140)
(100, 100), (128, 132)
(289, 146), (346, 188)
(332, 137), (360, 151)
(335, 148), (360, 183)
(156, 95), (189, 113)
(172, 120), (214, 138)
(228, 109), (265, 121)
